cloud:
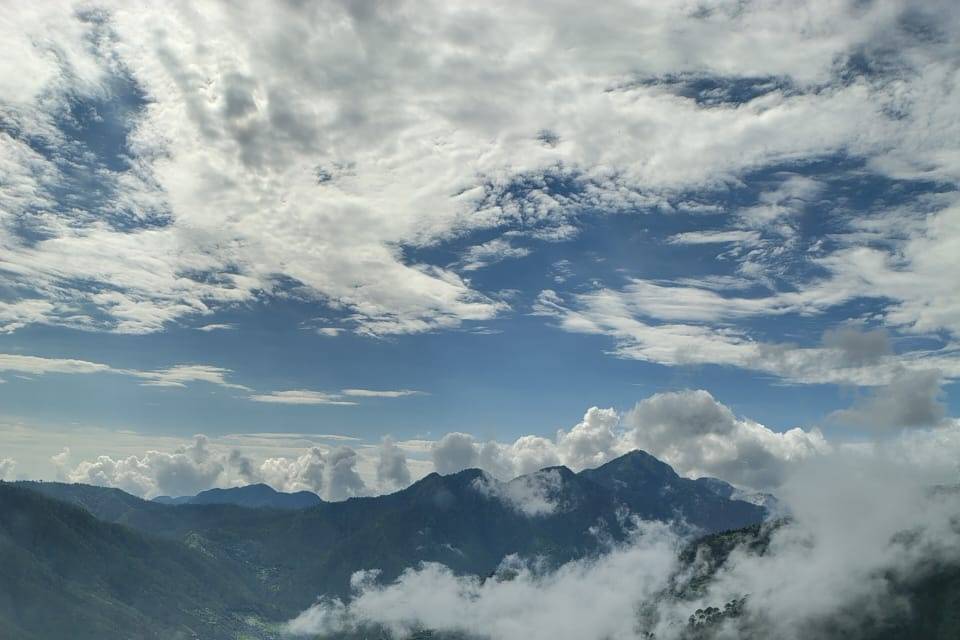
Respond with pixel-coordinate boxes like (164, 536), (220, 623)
(429, 391), (826, 491)
(376, 436), (412, 491)
(248, 390), (358, 406)
(623, 390), (830, 489)
(2, 0), (959, 340)
(820, 326), (892, 368)
(287, 438), (960, 640)
(667, 230), (761, 245)
(472, 468), (565, 516)
(555, 407), (619, 471)
(287, 521), (682, 640)
(534, 289), (960, 387)
(59, 435), (227, 498)
(0, 352), (249, 391)
(831, 368), (947, 430)
(258, 446), (368, 501)
(132, 364), (251, 390)
(460, 238), (532, 271)
(431, 433), (480, 475)
(250, 388), (424, 404)
(341, 389), (424, 398)
(54, 434), (372, 501)
(195, 323), (234, 332)
(0, 457), (16, 480)
(0, 353), (113, 376)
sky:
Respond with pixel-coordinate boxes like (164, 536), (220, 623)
(1, 0), (960, 500)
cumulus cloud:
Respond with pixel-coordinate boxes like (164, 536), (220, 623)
(376, 437), (412, 491)
(0, 457), (16, 480)
(53, 435), (371, 501)
(429, 391), (826, 491)
(59, 435), (227, 498)
(431, 433), (481, 475)
(555, 407), (619, 471)
(623, 390), (830, 490)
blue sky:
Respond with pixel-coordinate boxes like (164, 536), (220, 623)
(2, 0), (959, 498)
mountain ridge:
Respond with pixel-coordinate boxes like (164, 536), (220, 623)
(16, 450), (767, 604)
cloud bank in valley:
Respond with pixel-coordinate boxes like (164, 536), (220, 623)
(287, 449), (960, 640)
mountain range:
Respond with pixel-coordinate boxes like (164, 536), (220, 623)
(2, 449), (957, 639)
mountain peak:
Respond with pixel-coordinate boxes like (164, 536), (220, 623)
(591, 449), (679, 479)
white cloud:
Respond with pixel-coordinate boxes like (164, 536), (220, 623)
(287, 521), (681, 640)
(132, 364), (251, 390)
(53, 434), (374, 501)
(667, 230), (761, 245)
(195, 323), (234, 332)
(0, 351), (251, 392)
(59, 435), (227, 498)
(429, 391), (827, 492)
(0, 457), (16, 480)
(249, 388), (422, 405)
(460, 238), (532, 271)
(431, 433), (480, 475)
(555, 406), (619, 471)
(623, 390), (830, 490)
(248, 390), (358, 406)
(472, 468), (566, 516)
(534, 289), (960, 387)
(376, 436), (412, 491)
(341, 389), (424, 398)
(0, 353), (113, 376)
(257, 446), (368, 501)
(2, 0), (958, 339)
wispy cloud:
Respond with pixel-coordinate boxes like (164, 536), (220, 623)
(341, 389), (425, 398)
(195, 323), (235, 332)
(248, 390), (359, 406)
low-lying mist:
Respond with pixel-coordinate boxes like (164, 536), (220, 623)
(286, 450), (960, 640)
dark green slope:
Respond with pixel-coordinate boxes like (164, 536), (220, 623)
(0, 482), (281, 640)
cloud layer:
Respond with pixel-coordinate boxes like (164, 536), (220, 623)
(2, 0), (959, 346)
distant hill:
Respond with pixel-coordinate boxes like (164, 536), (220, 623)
(153, 483), (323, 509)
(0, 482), (281, 640)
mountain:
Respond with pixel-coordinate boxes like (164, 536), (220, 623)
(5, 454), (960, 640)
(0, 482), (281, 640)
(580, 450), (766, 532)
(153, 483), (323, 509)
(19, 450), (766, 608)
